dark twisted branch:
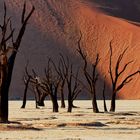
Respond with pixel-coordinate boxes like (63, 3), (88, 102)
(109, 41), (140, 112)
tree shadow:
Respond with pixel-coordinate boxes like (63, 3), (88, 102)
(0, 121), (42, 131)
(57, 121), (107, 128)
(15, 116), (57, 122)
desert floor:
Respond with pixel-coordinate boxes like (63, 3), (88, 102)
(0, 100), (140, 140)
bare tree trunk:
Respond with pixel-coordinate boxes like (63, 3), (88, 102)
(21, 77), (30, 108)
(67, 93), (73, 112)
(92, 89), (99, 113)
(0, 53), (17, 122)
(0, 85), (8, 123)
(33, 87), (40, 109)
(53, 102), (59, 112)
(68, 100), (72, 113)
(49, 89), (59, 112)
(102, 81), (108, 112)
(60, 87), (65, 108)
(0, 63), (8, 123)
(38, 94), (46, 107)
(103, 95), (108, 112)
(110, 92), (116, 112)
(52, 97), (59, 112)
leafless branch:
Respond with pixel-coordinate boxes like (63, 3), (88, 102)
(116, 70), (140, 91)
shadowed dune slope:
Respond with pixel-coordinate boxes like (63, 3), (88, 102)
(0, 0), (139, 99)
(92, 0), (140, 23)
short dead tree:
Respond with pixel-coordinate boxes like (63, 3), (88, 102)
(109, 42), (140, 112)
(77, 36), (99, 113)
(21, 65), (47, 109)
(21, 64), (31, 109)
(31, 70), (47, 108)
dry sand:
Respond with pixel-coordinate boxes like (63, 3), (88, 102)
(0, 100), (139, 140)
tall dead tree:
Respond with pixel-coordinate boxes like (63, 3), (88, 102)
(0, 2), (34, 122)
(109, 42), (140, 112)
(60, 54), (81, 112)
(77, 36), (99, 113)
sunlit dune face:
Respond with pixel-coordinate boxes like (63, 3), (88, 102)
(2, 0), (140, 99)
(73, 1), (140, 78)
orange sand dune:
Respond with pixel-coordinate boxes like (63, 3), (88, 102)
(0, 0), (139, 99)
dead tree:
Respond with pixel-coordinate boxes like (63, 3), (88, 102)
(77, 36), (99, 113)
(21, 64), (31, 108)
(51, 59), (66, 108)
(0, 2), (34, 122)
(60, 54), (81, 112)
(33, 74), (47, 107)
(109, 42), (140, 112)
(21, 66), (47, 109)
(41, 59), (61, 112)
(31, 69), (45, 108)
